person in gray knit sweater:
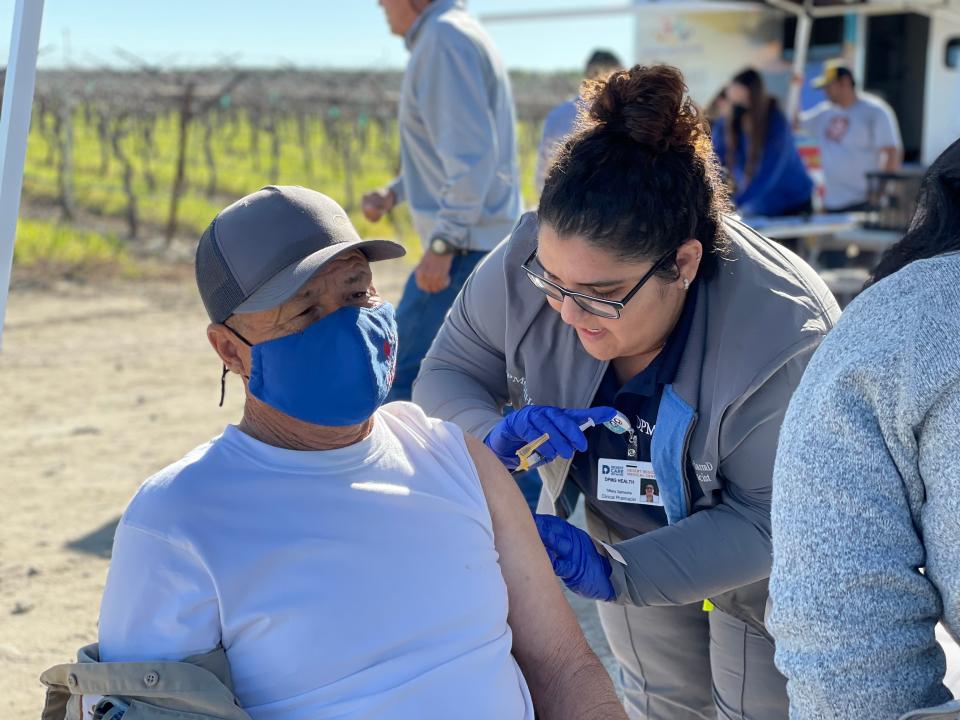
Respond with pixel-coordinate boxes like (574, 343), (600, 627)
(769, 137), (960, 720)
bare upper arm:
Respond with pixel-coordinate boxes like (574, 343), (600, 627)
(462, 433), (627, 719)
(463, 433), (592, 667)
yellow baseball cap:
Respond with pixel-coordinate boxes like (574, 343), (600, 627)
(811, 59), (854, 89)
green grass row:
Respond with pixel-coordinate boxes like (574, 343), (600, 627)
(12, 217), (134, 277)
(15, 109), (543, 275)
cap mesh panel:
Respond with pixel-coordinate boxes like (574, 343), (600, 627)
(195, 224), (245, 323)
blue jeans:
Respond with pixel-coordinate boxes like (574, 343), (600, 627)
(387, 250), (487, 403)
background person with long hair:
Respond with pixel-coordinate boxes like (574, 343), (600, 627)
(712, 68), (813, 217)
(769, 137), (960, 720)
(415, 64), (840, 720)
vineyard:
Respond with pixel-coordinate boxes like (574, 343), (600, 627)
(11, 67), (579, 277)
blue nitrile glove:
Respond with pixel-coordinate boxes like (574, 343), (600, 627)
(534, 514), (615, 601)
(484, 405), (617, 471)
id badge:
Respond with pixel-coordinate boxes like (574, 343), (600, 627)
(597, 458), (662, 506)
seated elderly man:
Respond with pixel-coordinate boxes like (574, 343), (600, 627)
(91, 186), (625, 720)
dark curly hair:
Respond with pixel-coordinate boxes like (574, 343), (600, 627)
(538, 64), (730, 280)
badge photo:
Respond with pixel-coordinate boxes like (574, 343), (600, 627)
(638, 478), (662, 507)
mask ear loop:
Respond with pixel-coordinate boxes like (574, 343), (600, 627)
(218, 323), (254, 408)
(219, 364), (229, 407)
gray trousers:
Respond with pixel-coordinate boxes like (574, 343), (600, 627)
(596, 600), (788, 720)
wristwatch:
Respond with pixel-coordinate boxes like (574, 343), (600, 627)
(92, 697), (129, 720)
(428, 236), (467, 256)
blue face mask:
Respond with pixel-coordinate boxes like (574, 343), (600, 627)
(236, 303), (398, 426)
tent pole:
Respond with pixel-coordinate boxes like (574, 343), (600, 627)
(0, 0), (45, 350)
(763, 0), (810, 120)
(789, 11), (813, 121)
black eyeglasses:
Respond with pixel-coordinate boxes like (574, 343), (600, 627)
(521, 248), (676, 319)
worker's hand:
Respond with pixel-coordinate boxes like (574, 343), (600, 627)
(414, 250), (454, 293)
(534, 514), (615, 601)
(361, 188), (396, 223)
(483, 405), (617, 471)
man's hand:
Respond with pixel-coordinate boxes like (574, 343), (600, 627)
(535, 514), (616, 601)
(415, 250), (455, 293)
(361, 188), (396, 223)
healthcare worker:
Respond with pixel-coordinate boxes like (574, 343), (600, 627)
(413, 64), (840, 720)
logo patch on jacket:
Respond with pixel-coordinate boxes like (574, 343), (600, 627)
(693, 460), (715, 484)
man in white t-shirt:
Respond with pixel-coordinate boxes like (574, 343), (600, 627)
(799, 59), (903, 212)
(94, 186), (626, 720)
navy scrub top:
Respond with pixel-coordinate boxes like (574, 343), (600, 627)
(568, 280), (701, 538)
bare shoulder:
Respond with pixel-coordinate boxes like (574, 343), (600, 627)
(462, 432), (530, 523)
(463, 431), (504, 478)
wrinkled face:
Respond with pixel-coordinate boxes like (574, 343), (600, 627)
(533, 225), (699, 363)
(217, 250), (378, 367)
(378, 0), (421, 36)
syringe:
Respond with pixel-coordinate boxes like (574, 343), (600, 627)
(515, 410), (634, 472)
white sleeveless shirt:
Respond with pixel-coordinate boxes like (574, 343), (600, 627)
(99, 402), (534, 719)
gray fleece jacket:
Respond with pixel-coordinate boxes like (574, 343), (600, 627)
(769, 252), (960, 719)
(415, 211), (839, 630)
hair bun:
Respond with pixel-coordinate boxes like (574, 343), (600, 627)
(584, 64), (706, 154)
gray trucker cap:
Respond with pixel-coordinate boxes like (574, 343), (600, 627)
(195, 185), (405, 323)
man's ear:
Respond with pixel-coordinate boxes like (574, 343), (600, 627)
(207, 324), (248, 375)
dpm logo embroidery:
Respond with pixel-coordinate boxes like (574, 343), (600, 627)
(506, 372), (533, 407)
(634, 418), (655, 436)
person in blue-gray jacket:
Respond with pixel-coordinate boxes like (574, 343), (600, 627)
(363, 0), (520, 403)
(712, 68), (813, 217)
(769, 137), (960, 720)
(535, 50), (623, 195)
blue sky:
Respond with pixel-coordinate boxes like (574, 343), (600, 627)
(0, 1), (633, 71)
